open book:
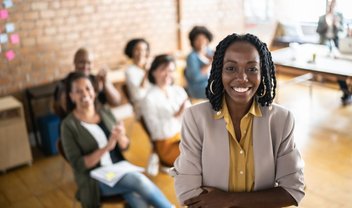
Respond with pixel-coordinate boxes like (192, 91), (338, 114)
(90, 161), (145, 187)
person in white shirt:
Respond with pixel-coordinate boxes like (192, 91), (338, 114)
(141, 54), (191, 167)
(124, 38), (151, 116)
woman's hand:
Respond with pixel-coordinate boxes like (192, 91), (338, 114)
(109, 122), (130, 150)
(105, 135), (118, 151)
(184, 187), (235, 208)
(97, 67), (108, 84)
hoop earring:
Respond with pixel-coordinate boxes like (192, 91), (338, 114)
(257, 80), (267, 98)
(210, 80), (215, 95)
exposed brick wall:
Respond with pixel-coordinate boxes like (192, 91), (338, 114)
(0, 0), (245, 96)
(180, 0), (244, 53)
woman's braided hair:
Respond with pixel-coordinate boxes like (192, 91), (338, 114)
(205, 33), (276, 111)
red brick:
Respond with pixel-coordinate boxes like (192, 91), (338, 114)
(31, 2), (48, 10)
(24, 11), (39, 20)
(44, 27), (57, 35)
(1, 0), (244, 97)
(40, 10), (55, 19)
(21, 37), (37, 47)
(50, 2), (61, 9)
(61, 1), (76, 8)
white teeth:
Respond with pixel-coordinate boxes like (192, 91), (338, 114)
(82, 97), (90, 102)
(232, 87), (249, 93)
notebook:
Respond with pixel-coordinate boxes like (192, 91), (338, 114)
(90, 161), (144, 187)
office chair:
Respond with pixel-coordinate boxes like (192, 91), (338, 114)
(57, 140), (128, 207)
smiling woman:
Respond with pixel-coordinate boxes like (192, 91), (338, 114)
(141, 54), (191, 167)
(172, 33), (305, 208)
(60, 72), (172, 208)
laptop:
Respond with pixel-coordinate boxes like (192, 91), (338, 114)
(339, 37), (352, 54)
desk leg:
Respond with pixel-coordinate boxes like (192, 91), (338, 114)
(25, 90), (40, 147)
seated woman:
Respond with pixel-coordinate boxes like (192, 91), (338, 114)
(124, 38), (151, 116)
(60, 72), (172, 208)
(53, 48), (121, 119)
(184, 26), (214, 99)
(141, 55), (191, 167)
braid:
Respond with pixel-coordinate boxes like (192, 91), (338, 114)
(206, 33), (277, 111)
(206, 34), (239, 111)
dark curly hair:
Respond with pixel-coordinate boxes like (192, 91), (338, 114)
(205, 33), (276, 111)
(189, 26), (213, 49)
(124, 38), (150, 58)
(148, 54), (175, 84)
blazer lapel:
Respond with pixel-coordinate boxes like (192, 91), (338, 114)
(252, 106), (276, 190)
(203, 116), (230, 191)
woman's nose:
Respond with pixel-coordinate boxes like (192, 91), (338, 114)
(235, 70), (248, 82)
(82, 89), (90, 97)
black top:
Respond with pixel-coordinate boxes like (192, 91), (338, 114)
(98, 120), (125, 164)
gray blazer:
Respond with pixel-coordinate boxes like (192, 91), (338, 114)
(172, 101), (305, 205)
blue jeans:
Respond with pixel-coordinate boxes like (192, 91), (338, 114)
(99, 172), (172, 208)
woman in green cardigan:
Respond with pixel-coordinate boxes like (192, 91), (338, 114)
(61, 72), (172, 208)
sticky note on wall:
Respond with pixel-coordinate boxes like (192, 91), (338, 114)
(3, 0), (14, 8)
(0, 9), (9, 19)
(10, 34), (20, 44)
(5, 50), (15, 61)
(6, 23), (15, 33)
(0, 34), (8, 43)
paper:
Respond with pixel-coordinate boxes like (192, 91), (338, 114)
(3, 0), (14, 8)
(0, 9), (9, 19)
(5, 50), (15, 61)
(10, 34), (20, 44)
(0, 34), (8, 43)
(90, 161), (144, 187)
(6, 23), (15, 33)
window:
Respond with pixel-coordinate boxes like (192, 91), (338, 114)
(336, 0), (352, 21)
(244, 0), (274, 23)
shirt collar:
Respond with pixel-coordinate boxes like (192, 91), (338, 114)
(214, 96), (262, 120)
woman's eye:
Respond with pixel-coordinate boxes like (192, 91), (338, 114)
(248, 67), (258, 73)
(225, 66), (235, 71)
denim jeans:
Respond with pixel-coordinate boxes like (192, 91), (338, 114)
(99, 172), (172, 208)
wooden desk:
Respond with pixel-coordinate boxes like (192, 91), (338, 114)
(271, 44), (352, 79)
(271, 44), (352, 102)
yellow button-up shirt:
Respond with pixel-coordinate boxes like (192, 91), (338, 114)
(215, 97), (262, 192)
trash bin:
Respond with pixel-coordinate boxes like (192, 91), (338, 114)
(37, 114), (60, 155)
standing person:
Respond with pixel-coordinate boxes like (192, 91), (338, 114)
(141, 54), (190, 167)
(124, 38), (151, 116)
(53, 48), (121, 119)
(316, 0), (344, 48)
(61, 72), (173, 208)
(172, 33), (305, 207)
(316, 0), (351, 105)
(185, 26), (214, 99)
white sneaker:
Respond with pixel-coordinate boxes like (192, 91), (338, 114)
(146, 153), (159, 176)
